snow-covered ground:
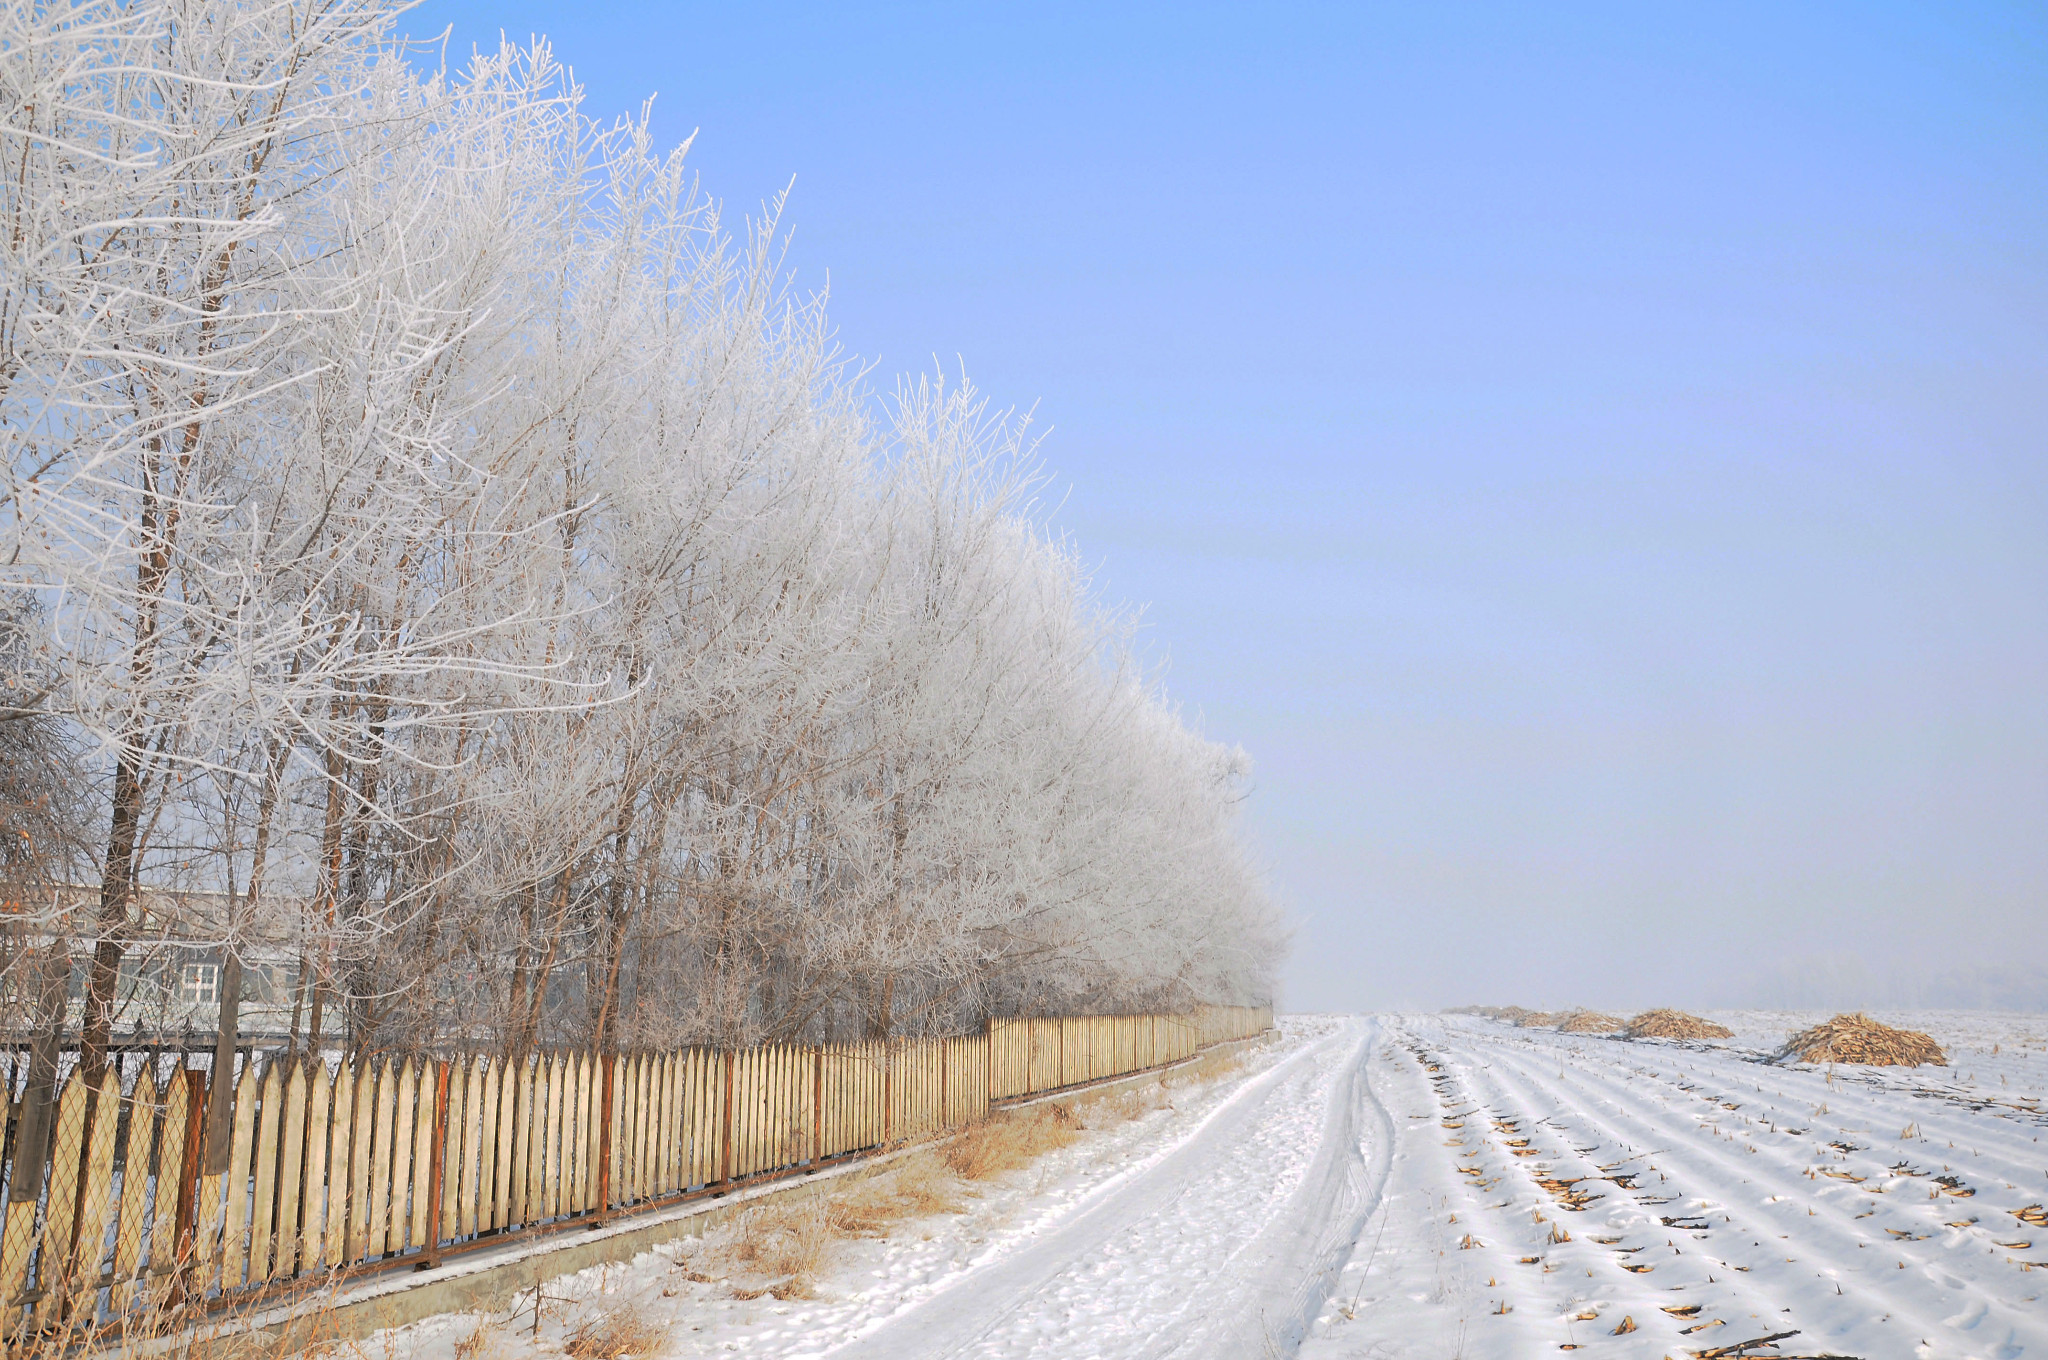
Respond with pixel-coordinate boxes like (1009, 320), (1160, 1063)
(1307, 1012), (2048, 1360)
(377, 1011), (2048, 1360)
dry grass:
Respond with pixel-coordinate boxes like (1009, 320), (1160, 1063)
(1624, 1009), (1735, 1041)
(941, 1104), (1082, 1180)
(674, 1048), (1248, 1302)
(1078, 1083), (1173, 1128)
(1167, 1046), (1246, 1088)
(79, 1279), (358, 1360)
(1554, 1010), (1625, 1034)
(1778, 1013), (1946, 1066)
(140, 1332), (282, 1360)
(561, 1308), (665, 1360)
(679, 1150), (969, 1298)
(828, 1152), (963, 1234)
(719, 1201), (839, 1296)
(452, 1319), (505, 1360)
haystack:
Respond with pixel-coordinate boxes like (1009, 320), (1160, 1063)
(1777, 1013), (1946, 1067)
(1514, 1011), (1559, 1028)
(1493, 1006), (1534, 1025)
(1623, 1009), (1734, 1041)
(1555, 1010), (1626, 1034)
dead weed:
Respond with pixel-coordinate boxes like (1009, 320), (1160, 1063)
(1075, 1084), (1169, 1128)
(941, 1105), (1082, 1180)
(721, 1201), (838, 1295)
(562, 1308), (665, 1360)
(1168, 1047), (1245, 1088)
(675, 1054), (1241, 1302)
(452, 1319), (505, 1360)
(678, 1151), (969, 1298)
(830, 1152), (963, 1232)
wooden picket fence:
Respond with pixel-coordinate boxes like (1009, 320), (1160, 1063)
(0, 1005), (1270, 1337)
(986, 1006), (1269, 1098)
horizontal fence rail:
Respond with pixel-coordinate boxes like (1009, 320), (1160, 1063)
(0, 1005), (1270, 1340)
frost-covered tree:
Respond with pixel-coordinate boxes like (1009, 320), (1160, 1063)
(0, 2), (1285, 1058)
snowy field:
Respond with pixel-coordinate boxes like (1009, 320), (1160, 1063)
(377, 1012), (2048, 1360)
(1308, 1012), (2048, 1360)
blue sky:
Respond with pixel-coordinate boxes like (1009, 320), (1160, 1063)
(417, 1), (2048, 1011)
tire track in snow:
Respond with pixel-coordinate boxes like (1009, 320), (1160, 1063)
(1156, 1016), (1393, 1358)
(823, 1018), (1388, 1360)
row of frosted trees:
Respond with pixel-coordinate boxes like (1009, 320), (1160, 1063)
(0, 1), (1285, 1091)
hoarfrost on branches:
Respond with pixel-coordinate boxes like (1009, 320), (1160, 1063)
(0, 2), (1285, 1064)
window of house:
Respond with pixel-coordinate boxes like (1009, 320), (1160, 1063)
(179, 962), (218, 1004)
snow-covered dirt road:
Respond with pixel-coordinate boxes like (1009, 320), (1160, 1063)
(824, 1016), (1386, 1360)
(386, 1011), (2048, 1360)
(391, 1016), (1386, 1360)
(1307, 1014), (2048, 1360)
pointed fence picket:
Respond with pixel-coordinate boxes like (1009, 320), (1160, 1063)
(0, 1004), (1267, 1336)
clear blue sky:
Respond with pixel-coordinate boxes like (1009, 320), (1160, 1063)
(417, 1), (2048, 1012)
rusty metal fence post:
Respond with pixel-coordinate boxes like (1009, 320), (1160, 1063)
(718, 1051), (734, 1186)
(811, 1048), (823, 1164)
(170, 1064), (207, 1309)
(595, 1055), (615, 1224)
(882, 1043), (893, 1146)
(420, 1061), (449, 1268)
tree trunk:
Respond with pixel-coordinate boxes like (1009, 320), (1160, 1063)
(81, 751), (145, 1083)
(867, 974), (895, 1042)
(201, 952), (245, 1177)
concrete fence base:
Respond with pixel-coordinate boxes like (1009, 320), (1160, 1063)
(115, 1031), (1277, 1356)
